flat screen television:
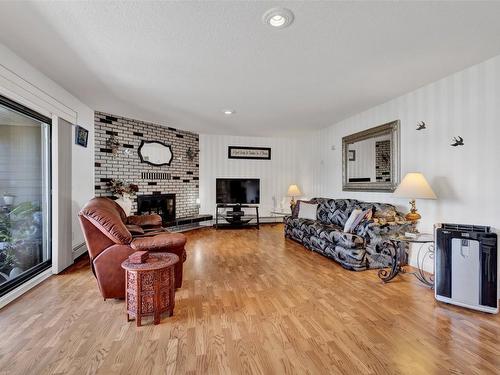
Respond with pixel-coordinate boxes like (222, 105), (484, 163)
(216, 178), (260, 204)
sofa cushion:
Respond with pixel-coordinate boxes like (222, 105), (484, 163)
(127, 214), (162, 227)
(343, 208), (363, 233)
(314, 198), (361, 227)
(285, 217), (316, 231)
(314, 198), (336, 225)
(287, 214), (364, 249)
(126, 224), (145, 235)
(298, 202), (318, 220)
(304, 221), (340, 236)
(319, 226), (364, 249)
(324, 245), (367, 270)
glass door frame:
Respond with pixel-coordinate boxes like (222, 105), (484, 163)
(0, 94), (52, 297)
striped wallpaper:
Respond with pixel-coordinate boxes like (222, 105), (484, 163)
(198, 53), (500, 271)
(199, 134), (298, 217)
(298, 54), (500, 269)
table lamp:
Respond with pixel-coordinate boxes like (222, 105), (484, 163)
(394, 172), (436, 221)
(287, 184), (302, 211)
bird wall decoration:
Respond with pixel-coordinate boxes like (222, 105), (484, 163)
(416, 121), (426, 130)
(451, 136), (464, 147)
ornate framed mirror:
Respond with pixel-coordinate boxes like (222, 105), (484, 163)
(342, 120), (400, 192)
(138, 140), (173, 166)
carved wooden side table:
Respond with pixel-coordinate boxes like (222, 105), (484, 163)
(121, 252), (179, 326)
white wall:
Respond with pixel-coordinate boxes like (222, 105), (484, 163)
(0, 43), (94, 252)
(298, 54), (500, 269)
(199, 134), (298, 217)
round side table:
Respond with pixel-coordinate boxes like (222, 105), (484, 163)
(121, 252), (179, 326)
(378, 234), (434, 288)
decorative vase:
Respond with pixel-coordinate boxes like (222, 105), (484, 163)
(116, 193), (133, 216)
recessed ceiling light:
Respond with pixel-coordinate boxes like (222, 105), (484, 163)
(270, 15), (286, 27)
(223, 110), (235, 115)
(263, 7), (294, 29)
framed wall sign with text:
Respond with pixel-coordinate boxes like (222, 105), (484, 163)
(228, 146), (271, 160)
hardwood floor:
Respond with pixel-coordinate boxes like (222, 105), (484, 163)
(0, 224), (499, 375)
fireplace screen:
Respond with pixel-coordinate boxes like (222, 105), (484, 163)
(136, 194), (176, 225)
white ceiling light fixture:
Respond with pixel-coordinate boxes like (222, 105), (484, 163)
(262, 7), (294, 29)
(223, 110), (235, 115)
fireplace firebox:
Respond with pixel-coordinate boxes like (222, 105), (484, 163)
(136, 193), (176, 225)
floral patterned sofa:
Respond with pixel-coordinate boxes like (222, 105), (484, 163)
(284, 198), (415, 271)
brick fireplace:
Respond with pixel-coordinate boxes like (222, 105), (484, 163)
(94, 111), (199, 219)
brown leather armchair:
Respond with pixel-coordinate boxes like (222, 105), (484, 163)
(78, 197), (186, 299)
(103, 198), (163, 235)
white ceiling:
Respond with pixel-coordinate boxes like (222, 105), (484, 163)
(1, 1), (500, 136)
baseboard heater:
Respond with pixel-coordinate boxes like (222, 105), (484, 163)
(435, 223), (498, 314)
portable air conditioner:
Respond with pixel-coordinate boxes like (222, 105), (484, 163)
(435, 223), (498, 314)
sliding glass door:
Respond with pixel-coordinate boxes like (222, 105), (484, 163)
(0, 96), (51, 296)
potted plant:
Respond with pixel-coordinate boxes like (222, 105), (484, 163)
(9, 202), (42, 270)
(0, 246), (17, 283)
(0, 209), (14, 283)
(0, 209), (11, 251)
(106, 179), (139, 215)
(0, 201), (42, 280)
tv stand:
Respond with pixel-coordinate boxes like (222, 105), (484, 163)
(215, 204), (260, 229)
(228, 204), (243, 214)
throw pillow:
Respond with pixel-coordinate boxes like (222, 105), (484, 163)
(343, 208), (371, 233)
(373, 205), (396, 220)
(298, 202), (318, 220)
(343, 208), (362, 233)
(364, 208), (373, 221)
(349, 208), (372, 232)
(293, 200), (312, 218)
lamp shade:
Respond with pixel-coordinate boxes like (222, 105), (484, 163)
(394, 173), (436, 199)
(287, 184), (302, 197)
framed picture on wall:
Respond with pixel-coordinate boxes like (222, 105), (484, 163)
(75, 125), (89, 147)
(228, 146), (271, 160)
(348, 150), (356, 161)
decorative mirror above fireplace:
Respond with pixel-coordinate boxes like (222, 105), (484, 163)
(342, 120), (400, 192)
(138, 140), (173, 166)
